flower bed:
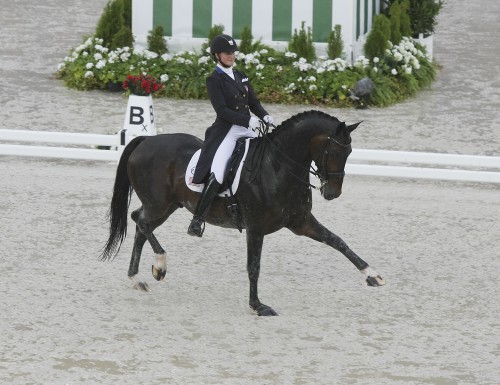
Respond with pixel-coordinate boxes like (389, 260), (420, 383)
(56, 36), (436, 108)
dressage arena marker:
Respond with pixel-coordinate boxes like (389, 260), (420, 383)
(0, 128), (499, 183)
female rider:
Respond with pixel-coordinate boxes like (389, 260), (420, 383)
(188, 34), (274, 237)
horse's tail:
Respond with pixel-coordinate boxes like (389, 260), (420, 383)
(100, 136), (147, 261)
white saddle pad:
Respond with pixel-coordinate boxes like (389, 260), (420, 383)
(185, 138), (251, 196)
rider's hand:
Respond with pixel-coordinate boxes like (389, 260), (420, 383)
(248, 116), (260, 131)
(263, 115), (274, 126)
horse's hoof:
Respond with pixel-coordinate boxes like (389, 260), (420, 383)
(366, 275), (386, 287)
(133, 281), (152, 292)
(254, 304), (279, 316)
(152, 265), (167, 281)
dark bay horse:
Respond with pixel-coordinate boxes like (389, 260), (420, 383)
(101, 110), (385, 316)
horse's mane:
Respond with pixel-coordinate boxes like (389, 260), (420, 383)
(268, 110), (341, 139)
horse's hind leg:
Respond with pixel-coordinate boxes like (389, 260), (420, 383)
(130, 205), (178, 285)
(128, 224), (151, 291)
(289, 215), (385, 287)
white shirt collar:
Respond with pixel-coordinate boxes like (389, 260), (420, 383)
(217, 63), (235, 80)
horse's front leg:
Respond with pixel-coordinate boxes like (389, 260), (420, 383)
(289, 215), (385, 287)
(246, 231), (278, 316)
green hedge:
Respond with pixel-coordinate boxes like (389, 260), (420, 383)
(56, 36), (436, 108)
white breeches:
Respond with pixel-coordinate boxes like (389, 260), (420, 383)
(211, 124), (257, 183)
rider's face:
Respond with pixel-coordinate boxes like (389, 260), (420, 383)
(218, 51), (235, 67)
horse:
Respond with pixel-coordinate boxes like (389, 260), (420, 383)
(100, 110), (385, 316)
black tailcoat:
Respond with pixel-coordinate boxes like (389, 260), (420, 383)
(192, 67), (268, 184)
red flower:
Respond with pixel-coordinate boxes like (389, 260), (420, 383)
(122, 74), (163, 96)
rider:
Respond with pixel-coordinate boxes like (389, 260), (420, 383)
(188, 34), (274, 237)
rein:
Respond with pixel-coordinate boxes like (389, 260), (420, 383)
(255, 122), (350, 190)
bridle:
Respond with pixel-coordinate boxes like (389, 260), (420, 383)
(255, 123), (351, 190)
(310, 129), (351, 189)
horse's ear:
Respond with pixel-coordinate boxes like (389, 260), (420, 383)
(347, 121), (362, 132)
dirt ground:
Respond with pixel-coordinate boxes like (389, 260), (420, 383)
(1, 0), (499, 384)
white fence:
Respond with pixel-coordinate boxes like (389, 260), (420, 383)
(0, 129), (126, 162)
(1, 128), (500, 183)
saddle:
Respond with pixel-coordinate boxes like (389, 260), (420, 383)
(185, 138), (250, 232)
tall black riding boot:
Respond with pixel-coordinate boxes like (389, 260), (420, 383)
(187, 173), (221, 237)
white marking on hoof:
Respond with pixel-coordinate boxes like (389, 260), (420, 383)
(129, 275), (152, 292)
(154, 253), (167, 272)
(361, 267), (386, 286)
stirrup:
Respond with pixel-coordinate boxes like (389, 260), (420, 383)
(187, 217), (205, 237)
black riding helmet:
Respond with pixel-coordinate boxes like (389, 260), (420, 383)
(210, 34), (238, 54)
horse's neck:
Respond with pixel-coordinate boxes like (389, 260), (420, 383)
(273, 124), (322, 163)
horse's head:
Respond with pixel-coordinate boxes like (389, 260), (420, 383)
(313, 121), (361, 200)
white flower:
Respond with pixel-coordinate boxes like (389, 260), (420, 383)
(341, 85), (347, 90)
(354, 56), (370, 68)
(243, 53), (260, 65)
(308, 76), (316, 82)
(391, 68), (398, 75)
(260, 49), (268, 54)
(86, 62), (94, 69)
(405, 66), (412, 74)
(95, 59), (107, 69)
(309, 84), (317, 91)
(142, 50), (159, 60)
(316, 67), (325, 74)
(285, 51), (297, 59)
(285, 83), (296, 93)
(373, 57), (380, 63)
(84, 71), (94, 78)
(256, 64), (264, 70)
(83, 37), (93, 47)
(94, 52), (103, 61)
(82, 51), (88, 57)
(293, 60), (312, 72)
(94, 44), (108, 53)
(161, 53), (172, 61)
(373, 67), (378, 73)
(198, 55), (210, 64)
(160, 74), (169, 82)
(276, 65), (283, 72)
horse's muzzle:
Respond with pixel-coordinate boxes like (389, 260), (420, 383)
(321, 187), (342, 200)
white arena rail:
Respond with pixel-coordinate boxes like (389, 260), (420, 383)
(347, 149), (500, 184)
(1, 128), (499, 183)
(0, 128), (126, 162)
